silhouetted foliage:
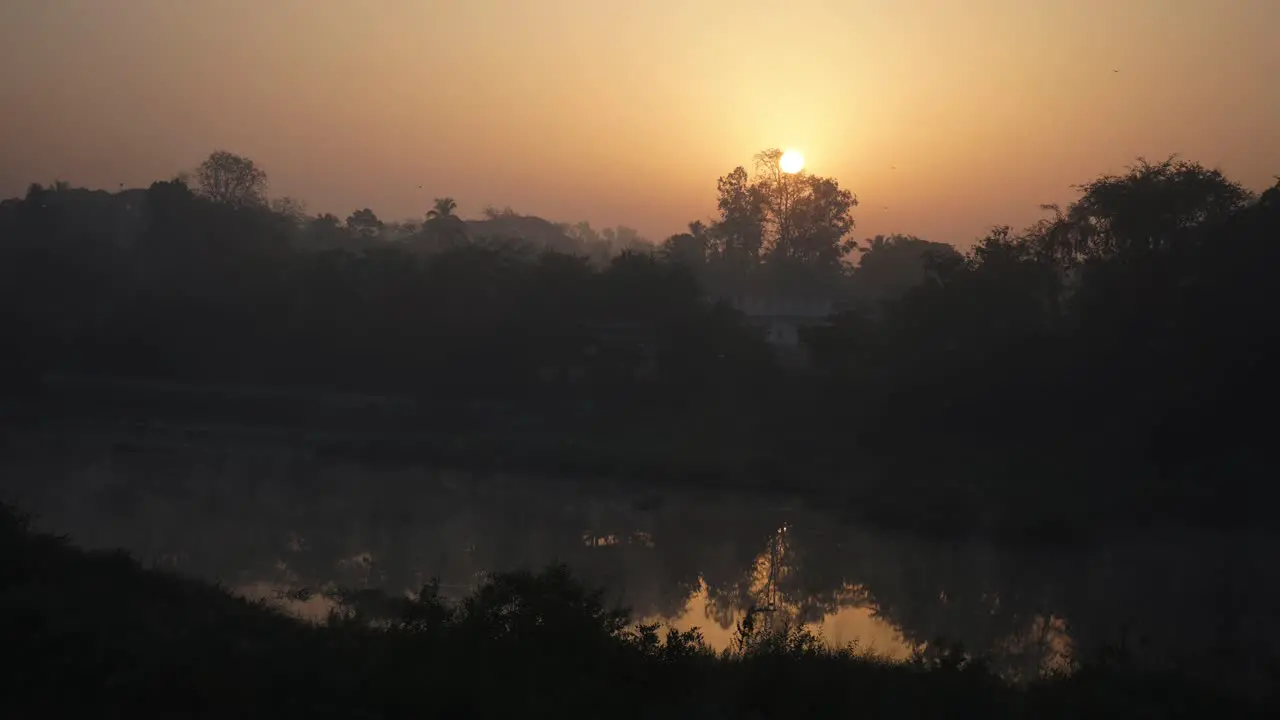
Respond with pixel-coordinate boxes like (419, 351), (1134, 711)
(849, 233), (964, 309)
(1, 151), (1278, 541)
(2, 504), (1268, 718)
(345, 207), (383, 238)
(806, 158), (1280, 536)
(195, 150), (268, 208)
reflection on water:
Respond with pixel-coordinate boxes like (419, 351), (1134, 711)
(231, 567), (919, 662)
(659, 579), (916, 661)
(2, 424), (1277, 688)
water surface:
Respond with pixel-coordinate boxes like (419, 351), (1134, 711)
(4, 420), (1277, 688)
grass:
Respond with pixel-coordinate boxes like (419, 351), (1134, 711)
(1, 501), (1271, 718)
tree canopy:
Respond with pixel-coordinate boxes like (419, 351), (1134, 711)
(195, 150), (268, 208)
(2, 150), (1278, 537)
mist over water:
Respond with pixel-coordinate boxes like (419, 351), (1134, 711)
(3, 1), (1279, 713)
(5, 419), (1276, 689)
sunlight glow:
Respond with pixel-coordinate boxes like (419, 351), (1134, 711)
(779, 150), (805, 174)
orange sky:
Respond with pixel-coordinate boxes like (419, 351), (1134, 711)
(2, 0), (1277, 247)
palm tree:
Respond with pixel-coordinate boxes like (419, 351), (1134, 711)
(426, 197), (457, 220)
(424, 197), (467, 249)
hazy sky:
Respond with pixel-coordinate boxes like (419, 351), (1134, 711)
(2, 0), (1276, 246)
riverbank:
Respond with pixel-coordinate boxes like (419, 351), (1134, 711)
(4, 375), (1271, 546)
(1, 502), (1268, 718)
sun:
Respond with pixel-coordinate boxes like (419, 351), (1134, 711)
(779, 150), (805, 174)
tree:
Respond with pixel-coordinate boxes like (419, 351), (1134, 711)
(601, 226), (652, 254)
(661, 221), (712, 267)
(195, 151), (268, 208)
(851, 234), (962, 306)
(711, 166), (766, 267)
(346, 208), (383, 239)
(383, 220), (420, 240)
(301, 213), (352, 251)
(481, 205), (519, 220)
(558, 221), (615, 264)
(750, 148), (858, 271)
(562, 221), (601, 245)
(423, 197), (468, 249)
(1027, 156), (1253, 266)
(271, 196), (308, 224)
(426, 197), (458, 220)
(139, 178), (198, 241)
(708, 149), (858, 288)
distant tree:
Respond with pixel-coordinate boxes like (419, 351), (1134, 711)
(383, 220), (420, 240)
(1262, 177), (1280, 207)
(270, 196), (308, 224)
(195, 151), (268, 208)
(481, 205), (519, 220)
(299, 213), (352, 251)
(557, 221), (616, 263)
(423, 197), (467, 248)
(661, 221), (713, 267)
(426, 197), (458, 220)
(141, 178), (198, 228)
(601, 226), (652, 254)
(1027, 156), (1254, 266)
(23, 183), (48, 205)
(851, 234), (962, 305)
(571, 221), (600, 243)
(346, 208), (384, 238)
(134, 179), (200, 273)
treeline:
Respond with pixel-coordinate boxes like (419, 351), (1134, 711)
(2, 150), (1278, 534)
(805, 160), (1280, 533)
(0, 172), (772, 406)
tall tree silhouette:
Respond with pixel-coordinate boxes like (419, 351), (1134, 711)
(750, 148), (858, 274)
(712, 166), (766, 269)
(850, 234), (962, 308)
(423, 196), (467, 249)
(346, 208), (383, 239)
(194, 151), (268, 209)
(660, 221), (712, 268)
(427, 197), (458, 220)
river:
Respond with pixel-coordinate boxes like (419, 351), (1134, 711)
(3, 419), (1277, 691)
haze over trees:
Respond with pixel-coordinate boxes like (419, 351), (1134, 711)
(194, 150), (268, 208)
(4, 147), (1280, 718)
(2, 149), (1278, 537)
